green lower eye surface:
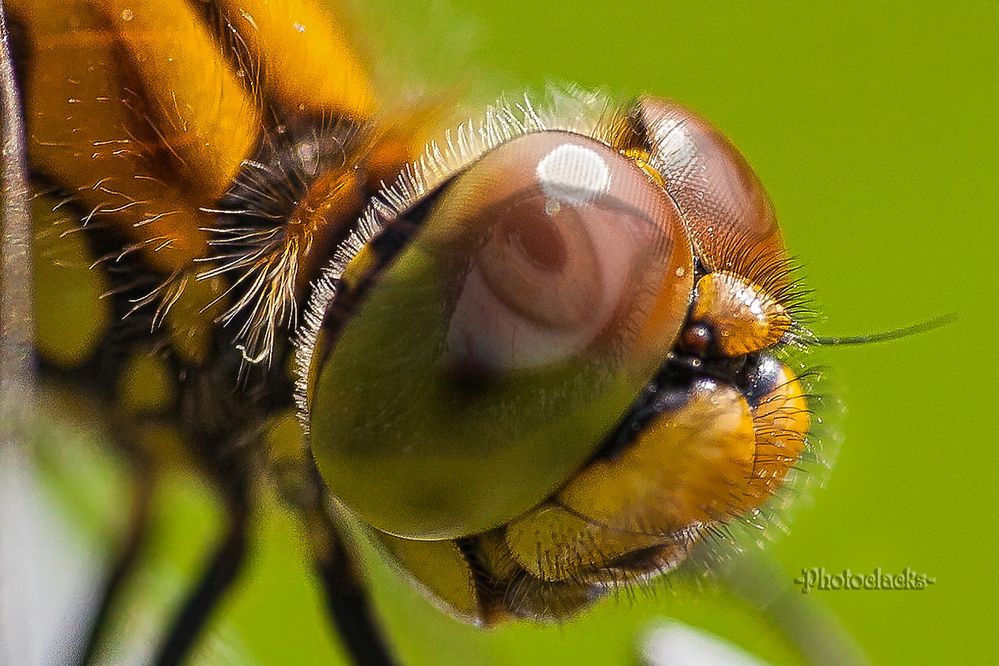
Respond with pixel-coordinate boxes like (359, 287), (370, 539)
(311, 132), (693, 539)
(312, 243), (641, 539)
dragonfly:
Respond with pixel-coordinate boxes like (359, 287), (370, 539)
(2, 0), (937, 664)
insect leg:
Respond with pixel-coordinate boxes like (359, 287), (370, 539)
(305, 497), (396, 666)
(77, 451), (154, 666)
(152, 479), (251, 666)
(718, 551), (869, 666)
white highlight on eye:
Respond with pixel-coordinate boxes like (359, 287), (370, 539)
(650, 117), (697, 173)
(536, 143), (611, 207)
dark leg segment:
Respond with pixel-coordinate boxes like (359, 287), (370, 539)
(307, 501), (397, 666)
(720, 552), (869, 666)
(78, 463), (154, 666)
(152, 493), (250, 666)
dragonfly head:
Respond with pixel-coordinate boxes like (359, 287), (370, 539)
(294, 93), (810, 623)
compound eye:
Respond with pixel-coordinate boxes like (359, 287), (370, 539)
(628, 97), (796, 356)
(309, 131), (693, 539)
(631, 96), (789, 293)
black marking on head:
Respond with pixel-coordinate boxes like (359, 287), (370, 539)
(311, 179), (449, 366)
(737, 353), (783, 408)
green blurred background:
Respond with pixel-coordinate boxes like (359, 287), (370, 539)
(21, 1), (999, 665)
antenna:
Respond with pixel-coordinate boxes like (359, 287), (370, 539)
(796, 313), (956, 347)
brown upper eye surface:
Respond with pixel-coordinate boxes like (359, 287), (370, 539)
(436, 132), (694, 375)
(632, 96), (789, 292)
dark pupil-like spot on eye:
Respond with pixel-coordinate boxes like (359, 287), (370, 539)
(506, 204), (568, 272)
(477, 199), (595, 331)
